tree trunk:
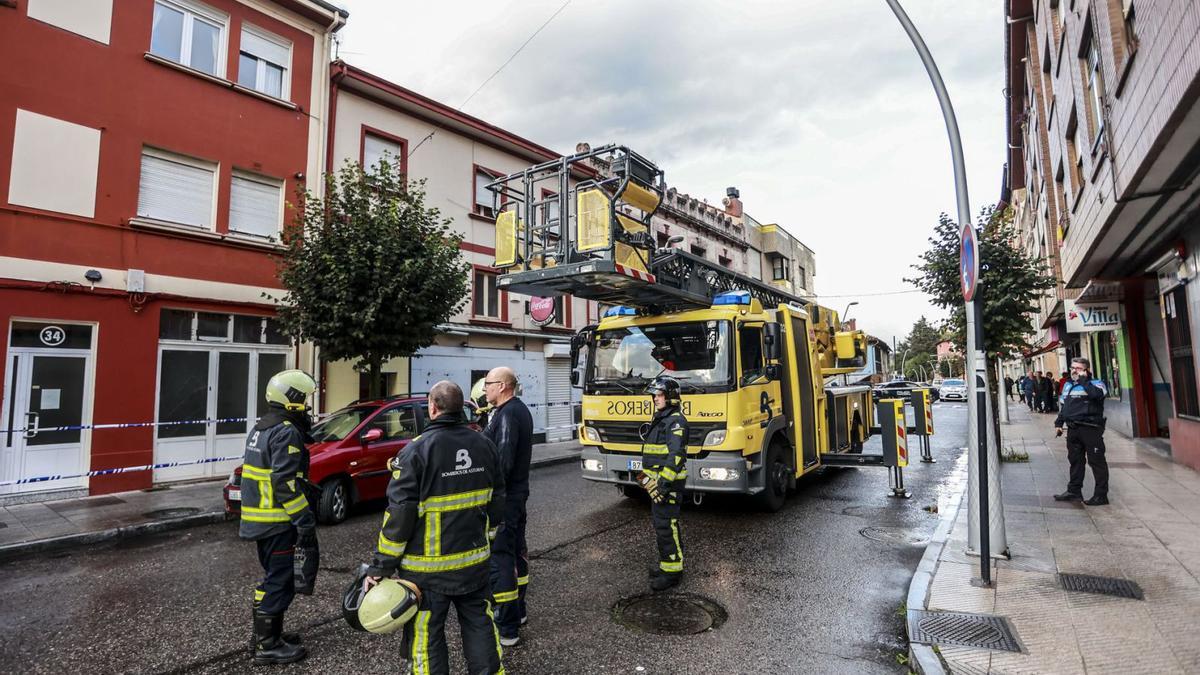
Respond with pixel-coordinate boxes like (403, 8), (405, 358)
(989, 357), (1003, 452)
(368, 355), (383, 399)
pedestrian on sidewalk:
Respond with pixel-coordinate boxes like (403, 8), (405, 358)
(363, 381), (506, 674)
(640, 376), (689, 592)
(1054, 358), (1110, 506)
(1040, 371), (1058, 413)
(1057, 371), (1069, 397)
(1021, 372), (1035, 410)
(240, 370), (319, 665)
(483, 366), (533, 647)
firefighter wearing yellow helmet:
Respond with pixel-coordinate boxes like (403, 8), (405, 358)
(239, 369), (318, 665)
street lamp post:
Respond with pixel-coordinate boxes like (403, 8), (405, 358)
(884, 0), (1007, 586)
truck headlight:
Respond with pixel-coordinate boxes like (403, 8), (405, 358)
(582, 426), (600, 442)
(702, 429), (726, 447)
(700, 467), (740, 481)
(582, 458), (604, 472)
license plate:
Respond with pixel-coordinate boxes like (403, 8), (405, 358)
(627, 459), (643, 472)
(228, 488), (241, 501)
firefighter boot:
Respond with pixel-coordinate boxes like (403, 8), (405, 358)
(253, 611), (307, 665)
(253, 594), (302, 646)
(650, 572), (681, 592)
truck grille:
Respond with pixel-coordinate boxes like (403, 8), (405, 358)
(593, 421), (724, 447)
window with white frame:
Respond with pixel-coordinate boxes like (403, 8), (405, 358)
(363, 133), (402, 171)
(771, 254), (789, 281)
(1083, 29), (1106, 148)
(473, 269), (500, 319)
(150, 0), (227, 76)
(229, 172), (283, 239)
(137, 147), (217, 228)
(474, 168), (498, 218)
(238, 25), (290, 99)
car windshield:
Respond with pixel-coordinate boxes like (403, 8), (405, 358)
(311, 406), (373, 442)
(942, 379), (965, 386)
(587, 320), (732, 394)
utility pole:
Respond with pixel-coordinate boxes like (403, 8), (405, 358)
(885, 0), (1008, 587)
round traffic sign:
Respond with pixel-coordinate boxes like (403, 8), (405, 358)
(960, 223), (980, 302)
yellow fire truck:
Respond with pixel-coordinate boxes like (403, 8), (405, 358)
(488, 145), (913, 511)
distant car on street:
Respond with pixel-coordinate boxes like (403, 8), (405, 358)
(872, 379), (923, 404)
(938, 378), (967, 401)
(224, 396), (482, 524)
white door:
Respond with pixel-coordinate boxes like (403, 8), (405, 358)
(545, 358), (573, 443)
(1, 351), (92, 495)
(153, 347), (289, 482)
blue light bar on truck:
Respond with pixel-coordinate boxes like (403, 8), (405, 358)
(603, 306), (637, 317)
(713, 290), (751, 306)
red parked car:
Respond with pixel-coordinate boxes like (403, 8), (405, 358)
(224, 396), (483, 524)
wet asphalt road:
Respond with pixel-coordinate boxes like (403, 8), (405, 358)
(0, 404), (968, 675)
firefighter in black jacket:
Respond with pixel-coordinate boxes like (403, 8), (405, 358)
(364, 381), (507, 675)
(640, 376), (689, 592)
(1054, 357), (1110, 506)
(239, 370), (318, 665)
(482, 366), (533, 646)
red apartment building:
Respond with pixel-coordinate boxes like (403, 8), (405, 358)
(0, 0), (346, 498)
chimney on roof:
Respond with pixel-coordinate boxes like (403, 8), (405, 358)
(722, 186), (743, 217)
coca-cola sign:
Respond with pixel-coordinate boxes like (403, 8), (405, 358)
(530, 296), (557, 326)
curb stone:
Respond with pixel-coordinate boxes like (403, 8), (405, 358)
(906, 486), (965, 674)
(0, 449), (582, 562)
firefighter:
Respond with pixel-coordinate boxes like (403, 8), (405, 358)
(483, 366), (533, 647)
(640, 376), (689, 592)
(364, 380), (507, 675)
(239, 369), (318, 665)
(1054, 357), (1110, 505)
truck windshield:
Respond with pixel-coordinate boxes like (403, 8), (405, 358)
(587, 320), (732, 394)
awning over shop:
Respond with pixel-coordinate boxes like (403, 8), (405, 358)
(1022, 339), (1061, 358)
(436, 323), (571, 343)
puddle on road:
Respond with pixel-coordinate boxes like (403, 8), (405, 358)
(933, 451), (970, 515)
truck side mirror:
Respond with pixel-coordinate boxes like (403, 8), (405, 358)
(570, 370), (580, 386)
(763, 322), (782, 361)
(765, 364), (783, 381)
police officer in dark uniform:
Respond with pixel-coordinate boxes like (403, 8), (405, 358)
(482, 366), (533, 647)
(1054, 357), (1110, 505)
(640, 376), (689, 592)
(239, 369), (318, 665)
(364, 380), (507, 675)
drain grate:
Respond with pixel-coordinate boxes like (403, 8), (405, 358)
(908, 610), (1022, 652)
(613, 593), (727, 636)
(143, 507), (201, 519)
(1059, 573), (1144, 600)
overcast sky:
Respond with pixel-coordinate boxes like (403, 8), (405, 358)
(336, 0), (1006, 349)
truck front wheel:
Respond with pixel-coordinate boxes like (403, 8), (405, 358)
(755, 441), (789, 512)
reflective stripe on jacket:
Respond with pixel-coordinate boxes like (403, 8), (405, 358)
(642, 408), (689, 487)
(369, 414), (506, 595)
(239, 419), (315, 541)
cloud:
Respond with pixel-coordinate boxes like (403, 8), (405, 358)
(339, 0), (1005, 345)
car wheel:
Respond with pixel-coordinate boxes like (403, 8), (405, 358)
(318, 479), (350, 525)
(754, 441), (789, 513)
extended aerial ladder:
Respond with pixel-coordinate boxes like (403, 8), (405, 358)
(487, 145), (923, 497)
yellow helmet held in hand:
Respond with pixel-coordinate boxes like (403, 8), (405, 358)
(358, 578), (422, 634)
(265, 370), (317, 411)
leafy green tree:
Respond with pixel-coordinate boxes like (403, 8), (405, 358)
(906, 206), (1056, 443)
(938, 353), (965, 379)
(905, 206), (1056, 359)
(896, 316), (941, 380)
(269, 157), (470, 398)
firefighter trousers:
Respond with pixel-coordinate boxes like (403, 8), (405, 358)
(1066, 426), (1108, 497)
(254, 528), (297, 615)
(651, 491), (683, 574)
(402, 584), (503, 675)
(490, 497), (528, 638)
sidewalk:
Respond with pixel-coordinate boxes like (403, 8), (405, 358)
(0, 439), (581, 561)
(908, 404), (1200, 674)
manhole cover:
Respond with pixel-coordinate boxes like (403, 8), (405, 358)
(859, 526), (928, 546)
(143, 507), (201, 519)
(612, 593), (727, 635)
(908, 610), (1022, 652)
(1059, 573), (1144, 600)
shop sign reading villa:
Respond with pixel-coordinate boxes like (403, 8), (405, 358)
(1065, 299), (1120, 333)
